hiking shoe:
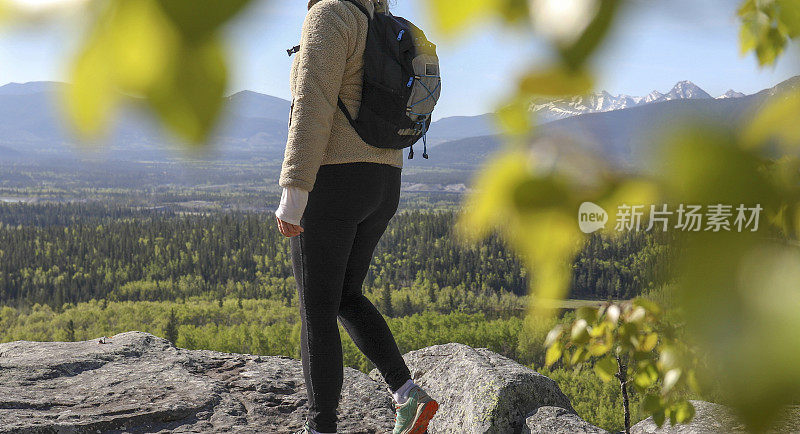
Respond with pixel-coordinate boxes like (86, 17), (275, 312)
(293, 421), (311, 434)
(392, 384), (439, 434)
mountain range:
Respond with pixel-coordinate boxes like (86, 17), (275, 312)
(527, 80), (749, 123)
(427, 76), (799, 172)
(0, 77), (797, 172)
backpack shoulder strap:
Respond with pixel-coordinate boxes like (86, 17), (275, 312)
(339, 0), (371, 19)
(336, 0), (370, 129)
(337, 98), (357, 127)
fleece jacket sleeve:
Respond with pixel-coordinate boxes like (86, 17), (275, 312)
(278, 1), (357, 192)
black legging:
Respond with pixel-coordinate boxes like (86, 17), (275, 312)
(289, 162), (412, 432)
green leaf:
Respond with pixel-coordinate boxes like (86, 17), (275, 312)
(737, 0), (757, 16)
(744, 89), (800, 151)
(558, 0), (622, 70)
(512, 177), (571, 211)
(633, 360), (659, 391)
(498, 0), (530, 23)
(673, 400), (696, 424)
(627, 306), (646, 323)
(157, 0), (252, 41)
(619, 322), (639, 349)
(495, 97), (533, 138)
(663, 368), (682, 394)
(518, 66), (594, 97)
(669, 406), (678, 426)
(653, 409), (666, 428)
(594, 355), (617, 382)
(107, 0), (178, 92)
(658, 346), (679, 371)
(640, 332), (659, 352)
(571, 319), (590, 344)
(633, 297), (662, 317)
(62, 32), (117, 140)
(61, 0), (233, 146)
(427, 0), (498, 36)
(642, 394), (664, 414)
(148, 36), (229, 145)
(756, 27), (787, 65)
(739, 20), (759, 54)
(738, 1), (791, 66)
(605, 304), (620, 326)
(576, 306), (599, 323)
(456, 148), (527, 241)
(545, 341), (563, 367)
(777, 0), (800, 37)
(588, 320), (607, 338)
(570, 345), (588, 365)
(588, 340), (611, 357)
(544, 324), (564, 347)
(632, 350), (654, 362)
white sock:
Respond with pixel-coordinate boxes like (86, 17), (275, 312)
(392, 379), (416, 405)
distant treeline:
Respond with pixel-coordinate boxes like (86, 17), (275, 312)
(0, 203), (671, 309)
(0, 202), (171, 226)
(0, 160), (469, 211)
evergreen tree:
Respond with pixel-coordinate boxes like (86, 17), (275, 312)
(66, 319), (75, 342)
(381, 282), (394, 317)
(400, 294), (414, 317)
(165, 308), (179, 345)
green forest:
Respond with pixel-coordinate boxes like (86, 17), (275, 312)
(0, 202), (669, 308)
(0, 201), (682, 431)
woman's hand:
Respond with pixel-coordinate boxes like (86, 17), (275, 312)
(276, 215), (304, 237)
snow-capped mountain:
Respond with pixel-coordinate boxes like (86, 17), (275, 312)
(719, 89), (745, 99)
(643, 91), (665, 104)
(529, 80), (727, 122)
(663, 80), (713, 100)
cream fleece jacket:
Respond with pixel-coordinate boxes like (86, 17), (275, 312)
(279, 0), (404, 192)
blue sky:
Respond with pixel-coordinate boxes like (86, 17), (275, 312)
(1, 0), (798, 120)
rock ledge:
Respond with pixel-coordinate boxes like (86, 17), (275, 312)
(0, 332), (601, 433)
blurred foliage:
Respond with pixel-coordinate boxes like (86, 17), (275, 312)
(436, 0), (800, 432)
(56, 0), (254, 146)
(738, 0), (800, 65)
(454, 141), (658, 317)
(539, 364), (647, 434)
(545, 299), (702, 430)
(745, 87), (800, 156)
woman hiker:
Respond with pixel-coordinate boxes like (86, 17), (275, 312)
(274, 0), (439, 433)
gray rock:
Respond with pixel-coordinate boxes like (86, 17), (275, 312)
(369, 342), (576, 433)
(523, 406), (609, 433)
(0, 331), (394, 433)
(0, 333), (609, 433)
(631, 399), (800, 434)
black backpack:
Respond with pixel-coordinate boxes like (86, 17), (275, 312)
(288, 0), (441, 159)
